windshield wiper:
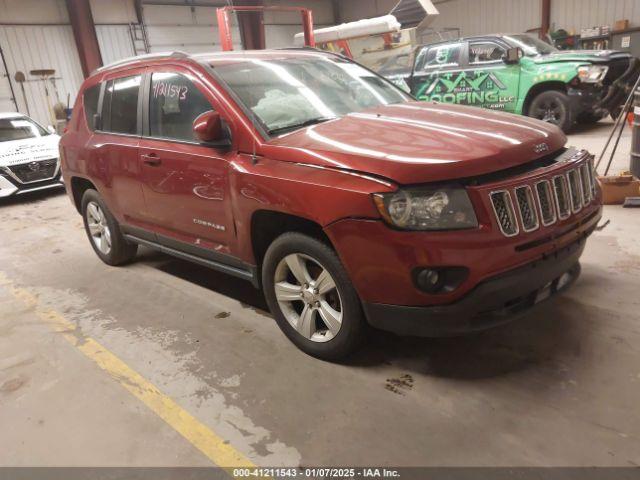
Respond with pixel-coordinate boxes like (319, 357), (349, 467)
(268, 117), (336, 135)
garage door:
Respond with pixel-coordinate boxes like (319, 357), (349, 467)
(143, 4), (241, 53)
(0, 25), (84, 126)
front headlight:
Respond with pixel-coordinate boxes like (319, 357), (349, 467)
(577, 65), (608, 83)
(373, 187), (478, 231)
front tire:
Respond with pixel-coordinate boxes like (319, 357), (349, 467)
(81, 189), (137, 266)
(262, 232), (366, 361)
(528, 90), (574, 132)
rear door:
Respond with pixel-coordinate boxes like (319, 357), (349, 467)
(137, 66), (237, 257)
(86, 68), (147, 226)
(409, 42), (467, 102)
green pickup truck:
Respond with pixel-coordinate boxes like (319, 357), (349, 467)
(377, 34), (639, 132)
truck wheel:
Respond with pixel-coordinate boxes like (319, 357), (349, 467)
(81, 189), (137, 266)
(262, 232), (366, 361)
(528, 90), (573, 132)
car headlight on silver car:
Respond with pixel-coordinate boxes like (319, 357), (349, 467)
(373, 187), (478, 231)
(577, 65), (608, 83)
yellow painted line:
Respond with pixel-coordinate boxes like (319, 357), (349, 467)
(0, 272), (259, 475)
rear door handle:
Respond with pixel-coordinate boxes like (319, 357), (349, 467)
(141, 153), (161, 166)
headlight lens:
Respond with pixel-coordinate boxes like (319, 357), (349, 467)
(373, 187), (478, 230)
(577, 65), (608, 83)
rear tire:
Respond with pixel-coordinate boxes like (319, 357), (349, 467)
(81, 189), (137, 266)
(528, 90), (574, 132)
(262, 232), (366, 361)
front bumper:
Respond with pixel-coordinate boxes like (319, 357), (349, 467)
(0, 173), (64, 198)
(363, 236), (586, 337)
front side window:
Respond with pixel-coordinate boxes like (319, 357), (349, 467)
(149, 72), (213, 142)
(469, 42), (505, 64)
(83, 83), (101, 131)
(504, 34), (557, 57)
(416, 43), (463, 72)
(0, 116), (49, 142)
(102, 75), (140, 135)
(213, 55), (411, 135)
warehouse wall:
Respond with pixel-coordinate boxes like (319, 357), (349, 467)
(551, 0), (640, 33)
(428, 0), (542, 37)
(338, 0), (397, 22)
(0, 0), (84, 125)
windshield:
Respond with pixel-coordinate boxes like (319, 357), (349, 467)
(212, 55), (412, 135)
(504, 34), (558, 56)
(0, 116), (49, 143)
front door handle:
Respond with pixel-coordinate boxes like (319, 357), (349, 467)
(142, 153), (161, 166)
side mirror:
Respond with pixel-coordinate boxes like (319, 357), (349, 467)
(47, 125), (57, 134)
(503, 47), (522, 64)
(194, 110), (228, 144)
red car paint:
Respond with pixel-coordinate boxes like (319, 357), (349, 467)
(60, 50), (601, 330)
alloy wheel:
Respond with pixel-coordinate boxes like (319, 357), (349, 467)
(274, 253), (343, 343)
(534, 100), (563, 124)
(86, 201), (112, 255)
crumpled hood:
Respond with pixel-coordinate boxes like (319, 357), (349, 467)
(0, 134), (60, 167)
(266, 102), (566, 185)
(533, 49), (632, 64)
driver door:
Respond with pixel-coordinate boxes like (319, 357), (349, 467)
(138, 67), (236, 256)
(466, 40), (520, 112)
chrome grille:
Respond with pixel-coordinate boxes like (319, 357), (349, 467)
(535, 180), (556, 226)
(567, 169), (583, 213)
(579, 164), (592, 205)
(515, 185), (539, 232)
(552, 175), (571, 219)
(488, 154), (597, 238)
(490, 191), (519, 237)
(7, 158), (58, 184)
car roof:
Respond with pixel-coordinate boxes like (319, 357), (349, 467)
(94, 48), (336, 75)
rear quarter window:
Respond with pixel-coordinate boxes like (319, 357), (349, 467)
(83, 84), (101, 131)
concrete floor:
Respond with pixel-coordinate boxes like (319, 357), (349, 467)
(0, 120), (639, 468)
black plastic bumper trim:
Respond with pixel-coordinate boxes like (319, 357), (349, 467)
(363, 238), (586, 337)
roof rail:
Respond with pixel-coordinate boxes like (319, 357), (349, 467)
(93, 51), (190, 74)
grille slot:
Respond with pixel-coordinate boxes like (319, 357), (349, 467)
(515, 185), (539, 232)
(535, 180), (556, 226)
(552, 175), (571, 219)
(567, 169), (583, 213)
(588, 157), (597, 197)
(490, 191), (519, 237)
(7, 159), (58, 184)
(579, 164), (592, 206)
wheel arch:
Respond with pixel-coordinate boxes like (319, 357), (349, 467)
(70, 176), (98, 214)
(250, 210), (333, 268)
(523, 81), (568, 115)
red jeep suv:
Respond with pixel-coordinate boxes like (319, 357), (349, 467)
(60, 50), (602, 360)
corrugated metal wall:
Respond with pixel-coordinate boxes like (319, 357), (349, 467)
(551, 0), (640, 33)
(0, 49), (17, 113)
(428, 0), (542, 36)
(0, 25), (84, 126)
(95, 26), (136, 66)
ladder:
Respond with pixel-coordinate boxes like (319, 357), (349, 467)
(129, 23), (150, 56)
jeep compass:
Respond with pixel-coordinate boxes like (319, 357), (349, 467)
(60, 50), (602, 360)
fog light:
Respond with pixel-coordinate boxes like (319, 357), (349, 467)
(413, 267), (469, 294)
(415, 269), (443, 293)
